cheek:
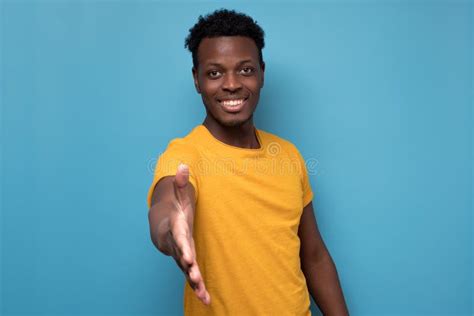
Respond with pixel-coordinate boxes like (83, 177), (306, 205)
(199, 80), (220, 96)
(242, 76), (262, 89)
(245, 82), (262, 97)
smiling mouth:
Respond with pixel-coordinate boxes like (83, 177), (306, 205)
(218, 97), (249, 113)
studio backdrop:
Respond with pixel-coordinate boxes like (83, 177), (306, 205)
(1, 1), (472, 315)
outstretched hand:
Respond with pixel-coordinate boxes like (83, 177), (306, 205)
(168, 164), (211, 305)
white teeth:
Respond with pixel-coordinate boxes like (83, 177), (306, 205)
(222, 99), (244, 107)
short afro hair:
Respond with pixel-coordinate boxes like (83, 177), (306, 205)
(184, 9), (265, 68)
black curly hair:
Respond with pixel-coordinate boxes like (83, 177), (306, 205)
(184, 9), (265, 69)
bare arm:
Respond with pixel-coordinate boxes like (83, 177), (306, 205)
(147, 164), (210, 305)
(298, 201), (349, 315)
(148, 174), (195, 255)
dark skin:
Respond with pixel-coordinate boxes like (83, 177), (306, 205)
(148, 35), (349, 314)
(299, 201), (350, 315)
(192, 36), (263, 149)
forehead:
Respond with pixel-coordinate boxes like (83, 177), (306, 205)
(197, 36), (259, 67)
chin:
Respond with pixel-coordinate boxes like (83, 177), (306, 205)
(216, 114), (254, 128)
(220, 120), (246, 127)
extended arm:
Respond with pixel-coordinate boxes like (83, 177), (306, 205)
(148, 173), (195, 255)
(148, 164), (210, 305)
(298, 201), (349, 315)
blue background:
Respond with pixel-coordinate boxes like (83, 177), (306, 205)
(1, 1), (472, 315)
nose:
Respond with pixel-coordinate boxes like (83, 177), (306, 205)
(222, 73), (242, 92)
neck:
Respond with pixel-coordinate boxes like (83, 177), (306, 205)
(202, 116), (260, 149)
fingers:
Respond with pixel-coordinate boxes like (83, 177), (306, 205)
(174, 232), (193, 267)
(168, 229), (211, 306)
(185, 238), (211, 305)
(169, 220), (193, 267)
(188, 261), (211, 305)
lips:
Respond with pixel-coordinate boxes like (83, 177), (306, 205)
(218, 97), (249, 113)
(218, 96), (248, 102)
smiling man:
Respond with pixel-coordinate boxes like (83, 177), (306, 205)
(147, 9), (349, 316)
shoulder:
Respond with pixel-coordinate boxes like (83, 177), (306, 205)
(163, 126), (201, 158)
(258, 128), (301, 157)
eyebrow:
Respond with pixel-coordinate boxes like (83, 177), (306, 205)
(205, 59), (254, 67)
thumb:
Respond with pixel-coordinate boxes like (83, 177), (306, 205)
(175, 163), (190, 188)
(173, 164), (190, 208)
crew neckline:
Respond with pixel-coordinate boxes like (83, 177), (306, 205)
(197, 124), (265, 153)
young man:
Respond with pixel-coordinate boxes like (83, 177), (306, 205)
(147, 9), (349, 315)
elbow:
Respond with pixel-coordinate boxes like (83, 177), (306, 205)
(301, 248), (332, 269)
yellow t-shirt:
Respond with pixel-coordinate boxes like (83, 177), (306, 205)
(147, 124), (314, 316)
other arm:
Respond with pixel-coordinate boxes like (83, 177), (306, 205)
(298, 201), (349, 315)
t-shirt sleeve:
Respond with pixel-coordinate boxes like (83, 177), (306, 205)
(293, 145), (314, 207)
(146, 139), (199, 208)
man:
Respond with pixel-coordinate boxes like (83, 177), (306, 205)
(147, 9), (349, 315)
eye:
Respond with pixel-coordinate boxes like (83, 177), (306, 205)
(239, 67), (255, 75)
(207, 70), (222, 78)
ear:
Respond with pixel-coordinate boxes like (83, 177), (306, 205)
(192, 67), (201, 94)
(260, 61), (265, 88)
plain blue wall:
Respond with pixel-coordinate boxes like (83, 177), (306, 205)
(1, 1), (472, 315)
